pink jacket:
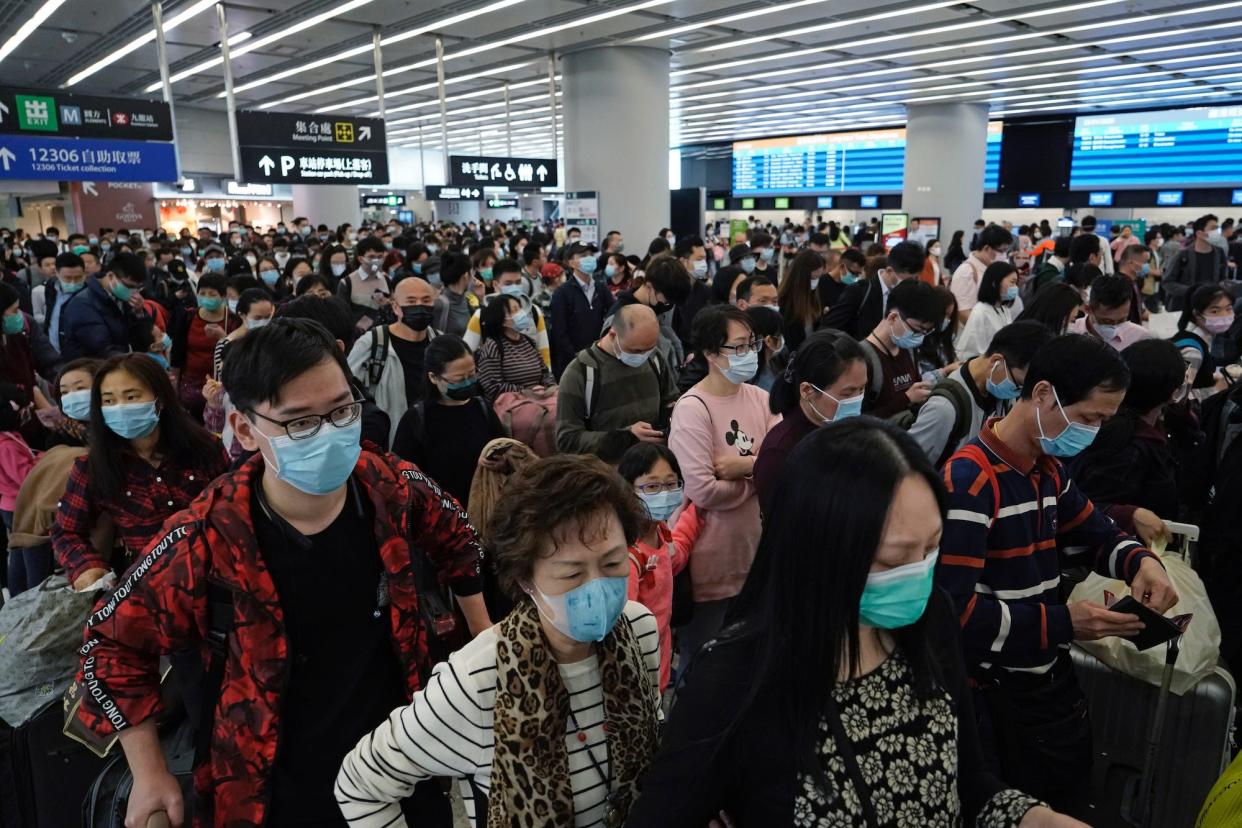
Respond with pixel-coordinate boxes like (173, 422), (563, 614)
(0, 432), (39, 512)
(627, 504), (702, 691)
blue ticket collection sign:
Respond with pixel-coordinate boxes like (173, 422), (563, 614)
(0, 133), (178, 182)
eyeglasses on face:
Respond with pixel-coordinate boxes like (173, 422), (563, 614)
(717, 337), (763, 356)
(635, 481), (684, 496)
(248, 399), (363, 440)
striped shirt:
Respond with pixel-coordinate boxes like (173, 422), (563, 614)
(475, 333), (554, 402)
(936, 419), (1157, 677)
(335, 602), (660, 827)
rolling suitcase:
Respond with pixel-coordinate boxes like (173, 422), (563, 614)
(0, 697), (108, 828)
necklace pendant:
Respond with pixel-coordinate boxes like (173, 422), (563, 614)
(604, 802), (623, 828)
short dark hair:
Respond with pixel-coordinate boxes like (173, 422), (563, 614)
(1069, 234), (1100, 264)
(56, 252), (84, 270)
(521, 244), (543, 266)
(986, 320), (1054, 370)
(1015, 283), (1083, 335)
(644, 254), (692, 305)
(237, 287), (274, 317)
(1120, 338), (1186, 415)
(1088, 275), (1132, 311)
(976, 261), (1018, 306)
(617, 442), (683, 488)
(1063, 262), (1102, 292)
(493, 257), (522, 278)
(886, 241), (925, 276)
(1119, 244), (1149, 265)
(488, 454), (648, 600)
(294, 273), (333, 296)
(1194, 214), (1218, 233)
(976, 225), (1012, 252)
(885, 279), (941, 325)
(674, 235), (704, 259)
(357, 236), (388, 256)
(222, 318), (352, 412)
(107, 251), (147, 284)
(196, 273), (228, 295)
(276, 294), (356, 345)
(692, 304), (753, 354)
(749, 231), (772, 249)
(1053, 236), (1071, 259)
(736, 275), (775, 303)
(808, 232), (830, 248)
(1019, 333), (1130, 405)
(840, 248), (866, 268)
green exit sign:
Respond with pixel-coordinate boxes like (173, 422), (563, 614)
(774, 197), (790, 209)
(713, 198), (726, 210)
(741, 198), (755, 209)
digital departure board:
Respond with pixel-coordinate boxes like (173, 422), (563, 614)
(732, 122), (1001, 196)
(1070, 105), (1242, 190)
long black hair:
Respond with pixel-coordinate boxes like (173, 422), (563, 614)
(768, 329), (864, 415)
(87, 354), (220, 502)
(726, 418), (947, 776)
(1179, 283), (1231, 333)
(423, 334), (473, 403)
(479, 294), (521, 345)
(1016, 283), (1083, 335)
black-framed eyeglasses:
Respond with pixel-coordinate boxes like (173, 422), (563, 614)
(635, 480), (684, 496)
(249, 399), (363, 440)
(718, 337), (763, 356)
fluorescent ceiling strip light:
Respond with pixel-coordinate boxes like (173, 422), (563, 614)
(65, 0), (218, 86)
(384, 91), (556, 128)
(370, 76), (554, 117)
(310, 61), (534, 112)
(631, 0), (830, 42)
(231, 0), (669, 98)
(0, 0), (67, 65)
(144, 0), (377, 92)
(695, 0), (965, 52)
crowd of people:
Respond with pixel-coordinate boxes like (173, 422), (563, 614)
(0, 206), (1239, 827)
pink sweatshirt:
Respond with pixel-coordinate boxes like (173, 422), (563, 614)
(668, 383), (781, 602)
(0, 432), (39, 512)
(627, 505), (703, 691)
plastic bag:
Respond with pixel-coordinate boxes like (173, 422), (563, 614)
(0, 573), (114, 727)
(1069, 551), (1220, 696)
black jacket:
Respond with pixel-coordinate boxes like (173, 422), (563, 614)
(625, 589), (1007, 827)
(58, 276), (146, 360)
(819, 276), (884, 339)
(673, 280), (713, 349)
(549, 276), (610, 378)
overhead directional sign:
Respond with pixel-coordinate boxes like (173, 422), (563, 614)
(485, 196), (520, 209)
(449, 154), (557, 189)
(0, 134), (177, 182)
(361, 193), (405, 207)
(237, 110), (388, 185)
(0, 87), (173, 141)
(426, 185), (486, 201)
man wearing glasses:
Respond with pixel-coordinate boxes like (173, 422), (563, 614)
(73, 318), (490, 828)
(860, 280), (944, 418)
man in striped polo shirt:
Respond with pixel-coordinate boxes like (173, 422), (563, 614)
(937, 334), (1178, 816)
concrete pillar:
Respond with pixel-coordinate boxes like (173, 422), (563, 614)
(562, 46), (669, 249)
(291, 184), (358, 227)
(902, 102), (990, 248)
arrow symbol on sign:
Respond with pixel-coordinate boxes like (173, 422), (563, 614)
(359, 125), (371, 140)
(0, 146), (14, 171)
(258, 155), (276, 175)
(0, 102), (8, 124)
(82, 181), (98, 196)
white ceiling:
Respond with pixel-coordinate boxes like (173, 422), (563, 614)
(2, 0), (1241, 160)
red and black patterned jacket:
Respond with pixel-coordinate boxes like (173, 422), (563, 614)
(74, 448), (484, 828)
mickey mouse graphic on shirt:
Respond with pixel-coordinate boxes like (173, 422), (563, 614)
(725, 419), (755, 456)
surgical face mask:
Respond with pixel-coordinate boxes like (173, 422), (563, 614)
(426, 243), (439, 254)
(1003, 284), (1019, 302)
(985, 359), (1020, 400)
(1138, 264), (1150, 278)
(2, 312), (23, 335)
(199, 295), (223, 312)
(205, 257), (225, 273)
(227, 298), (239, 313)
(739, 256), (756, 274)
(809, 383), (863, 423)
(274, 251), (290, 265)
(259, 269), (280, 287)
(691, 259), (708, 279)
(930, 246), (942, 256)
(1092, 319), (1119, 342)
(479, 267), (494, 282)
(759, 248), (774, 263)
(499, 283), (524, 299)
(110, 280), (134, 302)
(639, 489), (680, 523)
(842, 271), (860, 285)
(117, 235), (129, 244)
(511, 309), (533, 333)
(579, 256), (597, 275)
(615, 339), (654, 368)
(245, 316), (270, 330)
(605, 264), (619, 279)
(809, 277), (820, 291)
(665, 233), (675, 243)
(180, 246), (193, 257)
(1036, 387), (1100, 457)
(718, 350), (758, 384)
(101, 242), (111, 253)
(71, 244), (89, 255)
(439, 375), (478, 401)
(859, 551), (939, 629)
(60, 389), (92, 421)
(299, 225), (311, 237)
(892, 316), (926, 350)
(260, 418), (362, 496)
(88, 235), (98, 245)
(1203, 314), (1234, 335)
(401, 305), (434, 331)
(528, 576), (629, 643)
(330, 262), (347, 277)
(1209, 228), (1222, 239)
(245, 254), (257, 268)
(102, 401), (160, 440)
(147, 352), (170, 371)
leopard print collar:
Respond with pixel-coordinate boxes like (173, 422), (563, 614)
(488, 599), (659, 826)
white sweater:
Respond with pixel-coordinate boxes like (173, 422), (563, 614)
(335, 602), (660, 827)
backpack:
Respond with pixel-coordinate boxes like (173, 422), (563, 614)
(861, 340), (927, 425)
(887, 378), (975, 465)
(365, 326), (390, 388)
(493, 390), (557, 457)
(582, 349), (669, 430)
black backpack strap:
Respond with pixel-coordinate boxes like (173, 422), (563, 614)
(366, 327), (389, 387)
(861, 341), (885, 399)
(933, 379), (975, 468)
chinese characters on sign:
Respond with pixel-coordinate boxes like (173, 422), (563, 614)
(448, 154), (558, 189)
(237, 110), (388, 184)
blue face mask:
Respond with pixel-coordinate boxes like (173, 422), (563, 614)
(61, 279), (85, 294)
(529, 576), (629, 643)
(413, 263), (423, 274)
(759, 248), (774, 263)
(479, 268), (494, 282)
(499, 284), (525, 299)
(579, 256), (598, 275)
(426, 244), (438, 254)
(719, 350), (758, 384)
(205, 257), (226, 273)
(859, 550), (938, 629)
(605, 264), (619, 279)
(892, 316), (926, 350)
(2, 312), (23, 335)
(180, 246), (193, 257)
(1036, 387), (1100, 457)
(639, 489), (680, 523)
(60, 389), (92, 421)
(1139, 264), (1150, 277)
(842, 272), (860, 285)
(146, 352), (170, 371)
(102, 401), (160, 439)
(199, 295), (223, 312)
(809, 384), (863, 423)
(110, 280), (134, 302)
(261, 418), (361, 495)
(259, 269), (280, 287)
(739, 256), (757, 274)
(1004, 284), (1019, 302)
(985, 359), (1020, 400)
